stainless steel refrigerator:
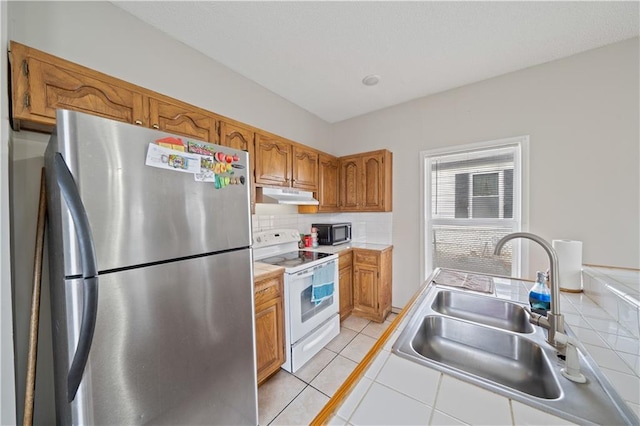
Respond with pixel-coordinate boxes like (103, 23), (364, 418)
(44, 110), (257, 425)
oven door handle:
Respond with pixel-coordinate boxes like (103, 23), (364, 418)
(315, 260), (336, 271)
(295, 259), (336, 277)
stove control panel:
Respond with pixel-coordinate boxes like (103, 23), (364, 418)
(253, 229), (300, 248)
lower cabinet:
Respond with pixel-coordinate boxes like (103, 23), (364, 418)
(254, 271), (285, 386)
(352, 247), (393, 323)
(338, 250), (354, 321)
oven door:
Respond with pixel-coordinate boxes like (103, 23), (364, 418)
(288, 260), (339, 343)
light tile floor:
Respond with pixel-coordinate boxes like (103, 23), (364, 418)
(258, 313), (397, 425)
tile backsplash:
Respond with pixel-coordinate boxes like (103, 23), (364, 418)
(252, 204), (393, 245)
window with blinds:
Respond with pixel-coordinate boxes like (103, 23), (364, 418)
(424, 139), (524, 277)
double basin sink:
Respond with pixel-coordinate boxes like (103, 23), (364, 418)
(392, 270), (638, 425)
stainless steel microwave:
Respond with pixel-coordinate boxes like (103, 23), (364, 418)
(312, 223), (351, 246)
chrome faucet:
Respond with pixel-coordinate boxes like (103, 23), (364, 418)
(494, 232), (565, 347)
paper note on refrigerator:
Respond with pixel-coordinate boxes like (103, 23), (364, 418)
(145, 143), (202, 174)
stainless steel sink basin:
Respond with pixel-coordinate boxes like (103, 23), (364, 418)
(431, 289), (534, 333)
(393, 270), (640, 425)
(412, 315), (559, 398)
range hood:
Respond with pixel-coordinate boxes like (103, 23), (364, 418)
(257, 187), (319, 205)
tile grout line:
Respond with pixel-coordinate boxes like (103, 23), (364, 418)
(260, 315), (398, 425)
(265, 383), (309, 426)
(264, 321), (367, 425)
(294, 350), (339, 386)
(267, 321), (370, 426)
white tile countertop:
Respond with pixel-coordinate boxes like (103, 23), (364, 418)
(303, 242), (393, 255)
(316, 270), (640, 425)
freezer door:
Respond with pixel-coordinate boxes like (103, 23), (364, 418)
(45, 109), (252, 276)
(51, 249), (257, 425)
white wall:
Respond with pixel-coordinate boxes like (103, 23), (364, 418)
(333, 37), (640, 307)
(4, 1), (332, 423)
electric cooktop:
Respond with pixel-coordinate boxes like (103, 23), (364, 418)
(259, 250), (333, 269)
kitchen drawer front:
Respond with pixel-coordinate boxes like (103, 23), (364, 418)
(354, 250), (379, 267)
(254, 275), (282, 306)
(339, 250), (353, 269)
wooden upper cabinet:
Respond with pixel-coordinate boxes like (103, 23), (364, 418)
(8, 42), (390, 214)
(291, 145), (319, 191)
(339, 149), (392, 212)
(254, 132), (319, 191)
(339, 157), (361, 210)
(317, 153), (339, 212)
(147, 97), (219, 143)
(361, 152), (385, 210)
(9, 41), (145, 132)
(220, 120), (254, 153)
(220, 120), (256, 211)
(254, 133), (291, 187)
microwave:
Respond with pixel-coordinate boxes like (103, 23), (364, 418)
(312, 223), (352, 246)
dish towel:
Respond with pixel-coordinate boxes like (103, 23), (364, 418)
(311, 261), (335, 305)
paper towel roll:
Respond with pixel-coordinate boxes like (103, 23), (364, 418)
(552, 240), (583, 292)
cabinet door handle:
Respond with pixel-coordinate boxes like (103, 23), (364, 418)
(134, 120), (142, 125)
(152, 124), (159, 129)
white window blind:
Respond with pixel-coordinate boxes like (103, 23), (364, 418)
(424, 139), (524, 277)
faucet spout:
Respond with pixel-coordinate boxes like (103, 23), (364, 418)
(494, 232), (564, 346)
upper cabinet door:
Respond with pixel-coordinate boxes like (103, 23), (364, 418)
(340, 157), (361, 210)
(220, 120), (256, 211)
(317, 153), (339, 212)
(220, 120), (254, 153)
(148, 97), (219, 143)
(254, 133), (291, 187)
(361, 153), (384, 211)
(339, 150), (392, 212)
(10, 41), (145, 132)
(291, 145), (318, 191)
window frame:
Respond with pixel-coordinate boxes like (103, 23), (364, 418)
(420, 136), (530, 281)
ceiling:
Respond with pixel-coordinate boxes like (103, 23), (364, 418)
(112, 1), (639, 124)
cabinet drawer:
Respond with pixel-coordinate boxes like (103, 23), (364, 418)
(354, 250), (379, 267)
(339, 250), (353, 269)
(254, 275), (282, 306)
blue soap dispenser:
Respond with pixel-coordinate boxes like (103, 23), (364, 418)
(529, 271), (551, 315)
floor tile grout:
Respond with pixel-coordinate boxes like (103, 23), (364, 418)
(266, 383), (309, 426)
(259, 314), (396, 425)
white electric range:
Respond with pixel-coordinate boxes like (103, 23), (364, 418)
(253, 229), (340, 372)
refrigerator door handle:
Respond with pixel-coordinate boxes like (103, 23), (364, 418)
(54, 153), (99, 403)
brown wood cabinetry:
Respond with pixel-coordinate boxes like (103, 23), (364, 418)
(352, 247), (393, 322)
(9, 41), (145, 132)
(292, 145), (319, 191)
(9, 40), (223, 144)
(317, 153), (340, 212)
(254, 271), (285, 386)
(254, 133), (319, 191)
(339, 150), (392, 212)
(338, 250), (354, 321)
(220, 120), (256, 210)
(9, 42), (393, 215)
(254, 133), (292, 187)
(147, 97), (220, 143)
